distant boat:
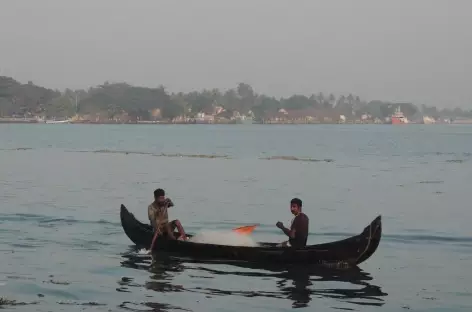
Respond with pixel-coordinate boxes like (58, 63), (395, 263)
(45, 119), (72, 124)
(391, 107), (408, 124)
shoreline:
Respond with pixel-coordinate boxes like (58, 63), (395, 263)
(0, 120), (393, 125)
(0, 120), (457, 125)
(0, 118), (464, 125)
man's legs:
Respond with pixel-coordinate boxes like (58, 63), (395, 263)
(170, 219), (187, 240)
(163, 223), (176, 239)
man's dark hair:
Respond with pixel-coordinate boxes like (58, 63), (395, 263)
(154, 188), (165, 198)
(291, 198), (302, 209)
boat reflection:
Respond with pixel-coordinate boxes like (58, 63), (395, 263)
(184, 259), (387, 308)
(119, 247), (387, 309)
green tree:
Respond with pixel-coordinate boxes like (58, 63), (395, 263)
(237, 82), (255, 113)
(45, 94), (76, 118)
(161, 102), (184, 120)
(281, 95), (313, 110)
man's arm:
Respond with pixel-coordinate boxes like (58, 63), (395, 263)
(148, 205), (156, 228)
(148, 205), (153, 221)
(165, 198), (174, 208)
(282, 226), (296, 238)
(277, 222), (296, 238)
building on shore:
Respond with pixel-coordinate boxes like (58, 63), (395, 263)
(422, 116), (436, 124)
(259, 108), (346, 124)
(451, 118), (472, 124)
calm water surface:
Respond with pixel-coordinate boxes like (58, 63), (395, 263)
(1, 124), (471, 311)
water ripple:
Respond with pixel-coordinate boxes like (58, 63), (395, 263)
(118, 252), (388, 309)
(0, 213), (120, 227)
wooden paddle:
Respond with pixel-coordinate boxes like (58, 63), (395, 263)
(149, 224), (258, 251)
(149, 230), (160, 251)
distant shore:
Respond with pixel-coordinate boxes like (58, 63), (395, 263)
(0, 117), (377, 125)
(2, 75), (472, 128)
(1, 117), (467, 125)
(0, 117), (359, 125)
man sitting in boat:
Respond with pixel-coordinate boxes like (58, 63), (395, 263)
(276, 198), (309, 248)
(148, 188), (187, 241)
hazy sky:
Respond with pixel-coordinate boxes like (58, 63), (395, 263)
(0, 0), (471, 108)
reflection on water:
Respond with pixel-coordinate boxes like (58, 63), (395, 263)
(119, 247), (387, 310)
(118, 301), (192, 312)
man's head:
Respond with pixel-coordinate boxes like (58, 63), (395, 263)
(154, 188), (166, 205)
(290, 198), (302, 215)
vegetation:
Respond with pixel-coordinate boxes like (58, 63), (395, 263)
(1, 76), (471, 121)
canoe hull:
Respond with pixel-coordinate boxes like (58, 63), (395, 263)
(120, 204), (381, 267)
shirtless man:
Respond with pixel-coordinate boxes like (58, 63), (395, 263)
(148, 188), (187, 241)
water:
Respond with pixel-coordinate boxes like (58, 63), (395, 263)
(1, 123), (471, 311)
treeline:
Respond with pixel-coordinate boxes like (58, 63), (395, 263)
(1, 76), (471, 120)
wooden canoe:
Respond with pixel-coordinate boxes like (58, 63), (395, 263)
(120, 204), (381, 267)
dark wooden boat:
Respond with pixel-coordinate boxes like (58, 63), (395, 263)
(120, 204), (382, 267)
